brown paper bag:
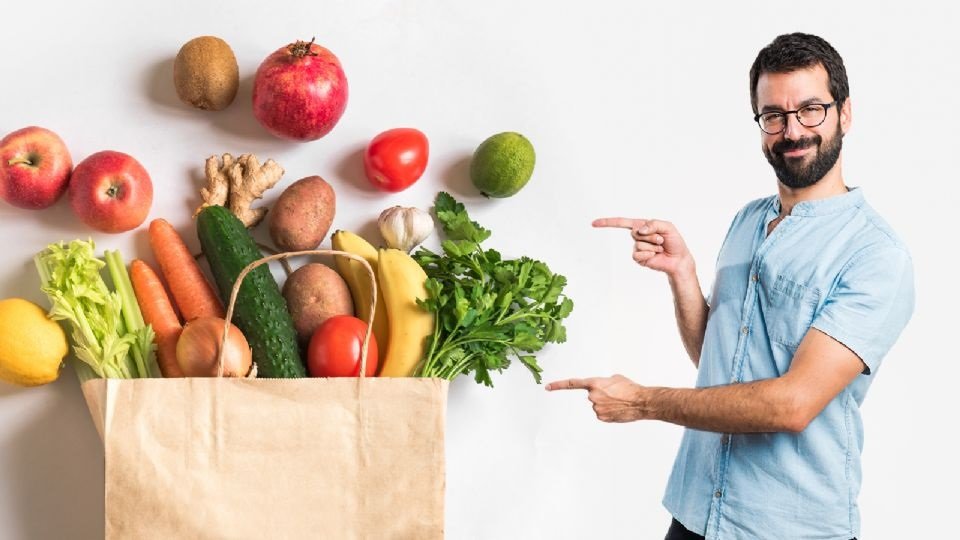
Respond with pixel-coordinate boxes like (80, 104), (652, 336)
(81, 249), (448, 539)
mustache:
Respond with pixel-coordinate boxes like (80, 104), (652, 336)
(772, 136), (821, 155)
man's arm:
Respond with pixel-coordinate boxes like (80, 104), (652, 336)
(592, 217), (707, 368)
(667, 267), (708, 368)
(547, 328), (865, 433)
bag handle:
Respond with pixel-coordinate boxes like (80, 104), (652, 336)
(216, 250), (377, 378)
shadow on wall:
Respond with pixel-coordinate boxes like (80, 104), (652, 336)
(6, 374), (104, 539)
(209, 73), (285, 145)
(439, 153), (475, 200)
(333, 144), (383, 200)
(142, 56), (287, 150)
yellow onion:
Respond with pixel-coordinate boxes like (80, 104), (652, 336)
(176, 316), (252, 377)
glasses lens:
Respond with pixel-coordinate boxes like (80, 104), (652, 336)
(759, 113), (785, 134)
(797, 105), (827, 127)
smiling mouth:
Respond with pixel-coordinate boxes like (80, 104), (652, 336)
(781, 147), (812, 158)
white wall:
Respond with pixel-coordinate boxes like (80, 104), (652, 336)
(0, 1), (955, 538)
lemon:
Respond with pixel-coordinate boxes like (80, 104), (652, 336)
(470, 132), (536, 198)
(0, 298), (68, 387)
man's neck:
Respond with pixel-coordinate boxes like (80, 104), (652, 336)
(776, 162), (847, 217)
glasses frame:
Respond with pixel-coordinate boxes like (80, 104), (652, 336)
(754, 101), (837, 135)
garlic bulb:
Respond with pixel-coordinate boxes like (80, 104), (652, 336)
(378, 206), (434, 253)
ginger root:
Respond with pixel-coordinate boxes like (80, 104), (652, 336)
(196, 153), (284, 227)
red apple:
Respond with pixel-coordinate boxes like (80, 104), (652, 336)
(68, 151), (153, 233)
(0, 126), (73, 209)
(252, 38), (348, 141)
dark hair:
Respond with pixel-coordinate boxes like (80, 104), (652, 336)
(749, 33), (849, 114)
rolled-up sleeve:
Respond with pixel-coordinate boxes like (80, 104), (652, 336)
(811, 245), (915, 374)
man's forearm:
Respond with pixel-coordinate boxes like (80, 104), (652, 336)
(667, 267), (708, 368)
(638, 378), (803, 433)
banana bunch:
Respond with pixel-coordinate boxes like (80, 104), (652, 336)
(332, 231), (433, 377)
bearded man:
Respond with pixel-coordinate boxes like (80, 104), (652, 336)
(548, 32), (915, 540)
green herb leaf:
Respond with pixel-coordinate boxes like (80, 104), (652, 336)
(512, 323), (544, 351)
(518, 355), (544, 384)
(435, 191), (492, 243)
(546, 320), (568, 344)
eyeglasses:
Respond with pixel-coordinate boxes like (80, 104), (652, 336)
(754, 101), (837, 135)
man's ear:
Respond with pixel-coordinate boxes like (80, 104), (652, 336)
(840, 97), (852, 135)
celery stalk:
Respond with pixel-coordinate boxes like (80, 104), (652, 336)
(105, 250), (159, 378)
(35, 240), (158, 380)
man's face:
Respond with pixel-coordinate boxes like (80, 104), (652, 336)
(756, 65), (849, 189)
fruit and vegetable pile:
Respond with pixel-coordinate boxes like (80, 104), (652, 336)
(0, 36), (571, 389)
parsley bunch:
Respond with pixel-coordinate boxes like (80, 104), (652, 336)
(412, 192), (573, 386)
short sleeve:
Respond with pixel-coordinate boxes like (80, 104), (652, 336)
(811, 246), (915, 374)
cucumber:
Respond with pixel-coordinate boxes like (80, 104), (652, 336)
(197, 205), (305, 378)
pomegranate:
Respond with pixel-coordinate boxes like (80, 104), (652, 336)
(252, 38), (348, 141)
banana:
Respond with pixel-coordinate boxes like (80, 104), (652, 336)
(331, 230), (389, 370)
(377, 248), (434, 377)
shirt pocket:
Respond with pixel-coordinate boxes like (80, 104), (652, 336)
(762, 274), (821, 349)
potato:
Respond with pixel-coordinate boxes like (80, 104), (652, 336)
(282, 263), (354, 343)
(269, 175), (336, 252)
(174, 36), (239, 111)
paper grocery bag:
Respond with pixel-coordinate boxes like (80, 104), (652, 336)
(80, 248), (447, 538)
(81, 376), (448, 539)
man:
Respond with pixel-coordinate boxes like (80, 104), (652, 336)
(546, 33), (915, 540)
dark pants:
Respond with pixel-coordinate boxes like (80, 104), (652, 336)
(666, 518), (857, 539)
(665, 519), (703, 540)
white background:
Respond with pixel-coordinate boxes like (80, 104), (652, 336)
(1, 1), (957, 538)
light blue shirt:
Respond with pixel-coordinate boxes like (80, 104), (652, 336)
(662, 187), (915, 540)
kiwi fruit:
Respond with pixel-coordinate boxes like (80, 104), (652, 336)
(173, 36), (239, 111)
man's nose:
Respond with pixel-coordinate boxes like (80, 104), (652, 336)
(782, 113), (806, 140)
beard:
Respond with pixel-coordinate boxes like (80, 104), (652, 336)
(763, 121), (843, 189)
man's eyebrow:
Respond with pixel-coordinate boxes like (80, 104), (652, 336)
(760, 97), (830, 113)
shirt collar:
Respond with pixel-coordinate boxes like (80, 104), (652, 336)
(772, 186), (864, 217)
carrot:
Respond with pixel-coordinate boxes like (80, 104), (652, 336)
(130, 259), (184, 378)
(148, 218), (225, 321)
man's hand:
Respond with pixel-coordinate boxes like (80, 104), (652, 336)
(593, 217), (707, 366)
(592, 217), (694, 278)
(546, 374), (647, 423)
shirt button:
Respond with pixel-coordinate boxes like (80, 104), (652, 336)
(751, 274), (759, 282)
(741, 326), (749, 334)
(721, 434), (730, 444)
(715, 490), (722, 498)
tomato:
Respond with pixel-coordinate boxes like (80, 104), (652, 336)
(363, 128), (429, 192)
(307, 315), (378, 377)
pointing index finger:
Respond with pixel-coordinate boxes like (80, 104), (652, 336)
(545, 378), (593, 391)
(592, 217), (647, 230)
